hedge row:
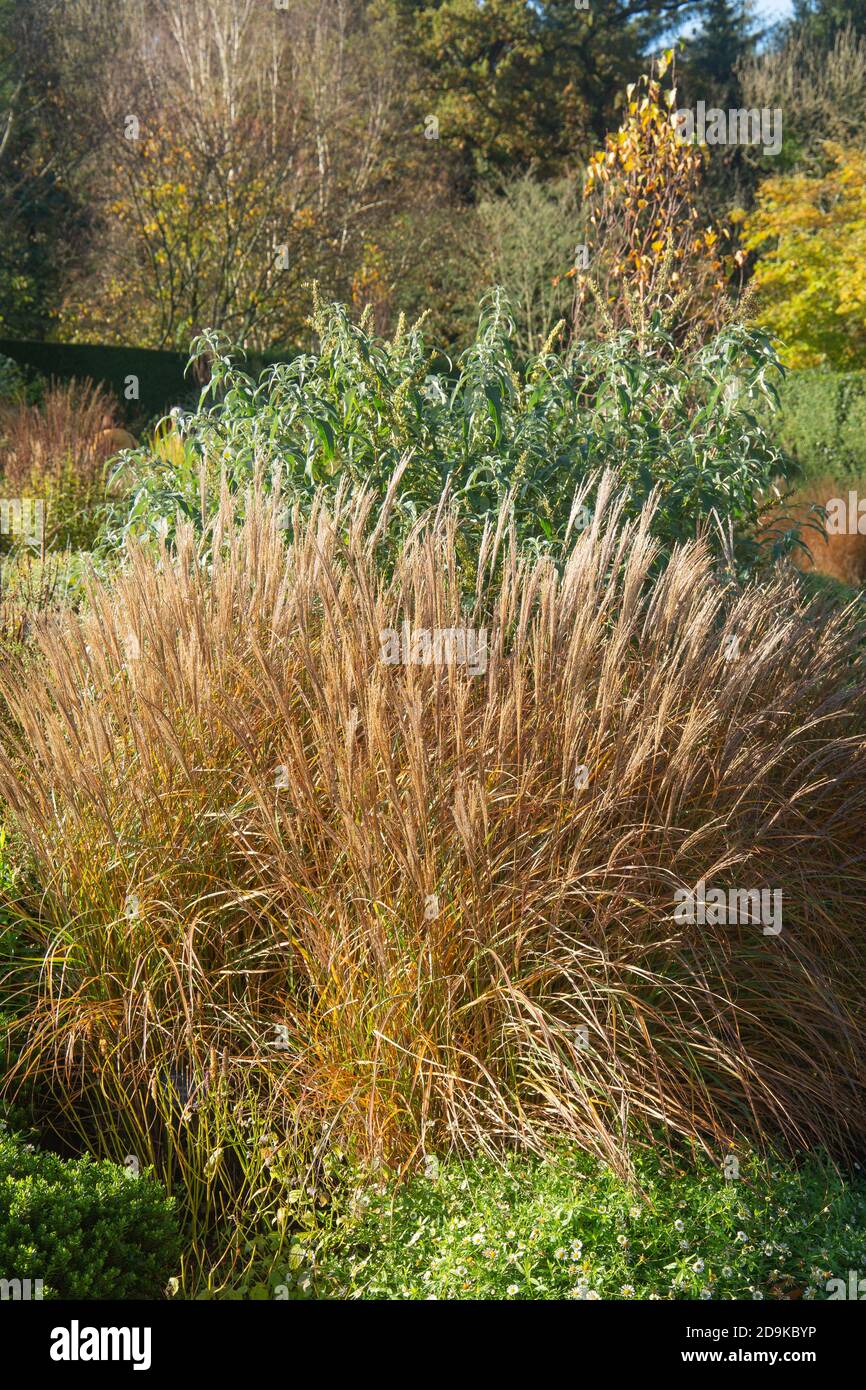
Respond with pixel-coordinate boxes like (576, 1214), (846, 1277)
(0, 339), (294, 423)
(770, 370), (866, 485)
(0, 339), (192, 421)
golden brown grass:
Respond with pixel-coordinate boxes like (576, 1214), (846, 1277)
(0, 379), (121, 548)
(1, 476), (865, 1233)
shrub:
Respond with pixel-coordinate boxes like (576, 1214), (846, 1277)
(115, 289), (792, 575)
(738, 24), (866, 174)
(0, 1130), (179, 1299)
(299, 1147), (866, 1301)
(0, 482), (865, 1218)
(766, 370), (866, 486)
(470, 175), (583, 357)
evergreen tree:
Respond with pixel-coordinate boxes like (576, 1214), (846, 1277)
(681, 0), (758, 110)
(789, 0), (866, 47)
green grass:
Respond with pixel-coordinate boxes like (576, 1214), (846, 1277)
(260, 1146), (866, 1302)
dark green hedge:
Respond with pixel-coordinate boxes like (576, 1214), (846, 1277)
(0, 339), (294, 424)
(0, 339), (192, 421)
(770, 370), (866, 485)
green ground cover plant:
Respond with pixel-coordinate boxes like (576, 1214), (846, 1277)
(285, 1146), (866, 1302)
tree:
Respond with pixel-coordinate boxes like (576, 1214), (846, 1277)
(386, 0), (697, 181)
(742, 142), (866, 367)
(0, 0), (80, 337)
(787, 0), (866, 45)
(681, 0), (757, 110)
(53, 0), (438, 352)
(570, 52), (740, 342)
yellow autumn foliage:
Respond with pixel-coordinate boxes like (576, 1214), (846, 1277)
(743, 142), (866, 368)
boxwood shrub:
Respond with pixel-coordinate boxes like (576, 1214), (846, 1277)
(0, 1131), (180, 1299)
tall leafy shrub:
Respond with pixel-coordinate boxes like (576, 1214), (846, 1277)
(115, 289), (792, 574)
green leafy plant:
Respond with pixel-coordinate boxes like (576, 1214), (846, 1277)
(0, 1130), (179, 1299)
(295, 1146), (866, 1302)
(114, 290), (794, 574)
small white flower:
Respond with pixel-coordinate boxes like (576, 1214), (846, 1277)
(621, 1284), (635, 1297)
(674, 1219), (685, 1233)
(506, 1283), (519, 1296)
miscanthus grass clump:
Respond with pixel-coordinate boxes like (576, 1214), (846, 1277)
(0, 476), (864, 1270)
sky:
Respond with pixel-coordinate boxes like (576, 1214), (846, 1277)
(675, 0), (794, 40)
(754, 0), (794, 20)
